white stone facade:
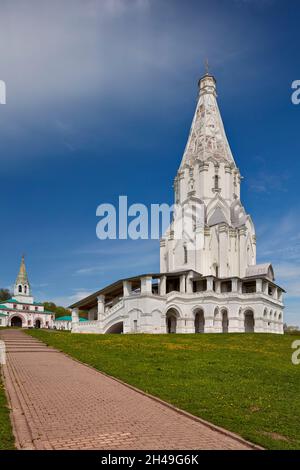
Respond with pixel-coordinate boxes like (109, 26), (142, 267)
(71, 270), (284, 335)
(70, 72), (285, 335)
(160, 74), (256, 278)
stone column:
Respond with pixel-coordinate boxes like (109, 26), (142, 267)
(207, 276), (214, 292)
(204, 304), (215, 333)
(97, 295), (105, 321)
(224, 164), (232, 200)
(159, 275), (166, 296)
(256, 278), (263, 293)
(141, 276), (152, 295)
(123, 280), (132, 297)
(71, 308), (79, 324)
(186, 271), (194, 294)
(180, 274), (186, 293)
(239, 226), (247, 277)
(232, 278), (238, 293)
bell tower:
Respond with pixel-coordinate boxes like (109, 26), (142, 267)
(13, 255), (34, 304)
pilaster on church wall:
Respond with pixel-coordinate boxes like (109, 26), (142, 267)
(177, 170), (184, 204)
(168, 233), (175, 271)
(229, 228), (239, 277)
(207, 162), (216, 200)
(219, 223), (229, 277)
(235, 171), (241, 199)
(198, 161), (210, 200)
(224, 163), (232, 201)
(203, 303), (216, 333)
(217, 163), (225, 199)
(253, 303), (268, 333)
(194, 227), (204, 273)
(227, 303), (242, 333)
(202, 227), (211, 275)
(238, 226), (247, 277)
(193, 162), (201, 198)
(179, 168), (188, 203)
(160, 239), (167, 272)
(252, 234), (257, 264)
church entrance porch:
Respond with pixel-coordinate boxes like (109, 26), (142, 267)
(166, 309), (178, 333)
(10, 316), (23, 328)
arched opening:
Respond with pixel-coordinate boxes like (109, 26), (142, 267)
(166, 309), (178, 333)
(194, 310), (205, 333)
(18, 285), (22, 293)
(11, 316), (23, 328)
(244, 310), (255, 333)
(105, 321), (123, 334)
(221, 309), (228, 333)
(24, 285), (27, 294)
(35, 319), (41, 329)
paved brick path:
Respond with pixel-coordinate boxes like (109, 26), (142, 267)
(0, 329), (256, 450)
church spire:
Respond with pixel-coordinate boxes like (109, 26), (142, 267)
(16, 255), (29, 284)
(14, 255), (31, 298)
(179, 65), (236, 169)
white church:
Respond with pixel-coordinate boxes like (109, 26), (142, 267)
(0, 256), (54, 328)
(70, 71), (285, 335)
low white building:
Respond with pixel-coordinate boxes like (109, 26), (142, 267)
(70, 71), (285, 335)
(0, 256), (54, 329)
(54, 315), (87, 331)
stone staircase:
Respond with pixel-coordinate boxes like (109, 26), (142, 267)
(0, 329), (57, 353)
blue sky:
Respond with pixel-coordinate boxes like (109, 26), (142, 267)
(0, 0), (299, 325)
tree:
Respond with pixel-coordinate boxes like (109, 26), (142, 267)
(43, 302), (71, 319)
(0, 288), (12, 302)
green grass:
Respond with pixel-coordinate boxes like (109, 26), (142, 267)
(0, 369), (15, 449)
(27, 330), (300, 450)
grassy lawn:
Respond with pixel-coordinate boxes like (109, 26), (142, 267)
(0, 369), (15, 450)
(27, 330), (300, 450)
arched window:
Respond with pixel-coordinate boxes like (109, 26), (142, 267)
(18, 285), (22, 293)
(24, 285), (27, 294)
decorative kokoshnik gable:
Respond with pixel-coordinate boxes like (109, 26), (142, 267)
(70, 70), (285, 335)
